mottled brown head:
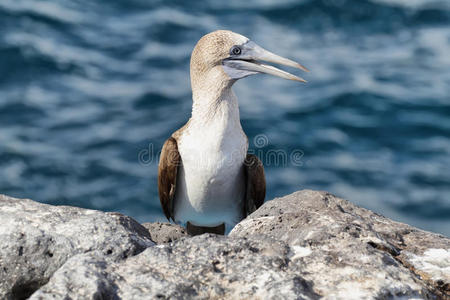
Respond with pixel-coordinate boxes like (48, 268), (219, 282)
(190, 30), (309, 97)
(190, 30), (247, 92)
(191, 30), (247, 71)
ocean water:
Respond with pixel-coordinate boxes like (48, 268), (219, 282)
(0, 0), (449, 236)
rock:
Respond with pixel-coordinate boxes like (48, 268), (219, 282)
(31, 235), (321, 299)
(142, 222), (188, 244)
(29, 252), (118, 300)
(0, 194), (154, 300)
(230, 190), (450, 299)
(2, 190), (449, 299)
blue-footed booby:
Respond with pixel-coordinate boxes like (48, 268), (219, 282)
(158, 30), (308, 235)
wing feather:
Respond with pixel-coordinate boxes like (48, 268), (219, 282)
(243, 154), (266, 217)
(158, 137), (181, 221)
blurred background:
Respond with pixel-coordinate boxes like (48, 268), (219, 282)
(0, 0), (449, 236)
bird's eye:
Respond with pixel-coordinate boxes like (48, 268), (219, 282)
(230, 46), (241, 56)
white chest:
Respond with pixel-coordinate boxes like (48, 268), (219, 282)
(174, 112), (248, 227)
(179, 120), (247, 179)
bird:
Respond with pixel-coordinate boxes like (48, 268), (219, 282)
(158, 30), (308, 235)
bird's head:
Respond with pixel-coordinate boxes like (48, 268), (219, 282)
(190, 30), (308, 93)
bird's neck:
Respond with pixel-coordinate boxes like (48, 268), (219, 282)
(190, 67), (240, 127)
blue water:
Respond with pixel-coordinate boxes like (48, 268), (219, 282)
(0, 0), (449, 236)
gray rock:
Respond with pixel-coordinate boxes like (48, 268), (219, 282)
(0, 194), (154, 300)
(29, 252), (119, 300)
(231, 190), (450, 299)
(31, 235), (320, 300)
(3, 190), (449, 299)
(141, 222), (188, 244)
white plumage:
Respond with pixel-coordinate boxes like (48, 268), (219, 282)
(175, 88), (248, 229)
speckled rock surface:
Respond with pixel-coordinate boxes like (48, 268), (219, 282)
(142, 222), (188, 244)
(31, 235), (321, 299)
(0, 194), (154, 300)
(2, 191), (449, 299)
(231, 190), (450, 299)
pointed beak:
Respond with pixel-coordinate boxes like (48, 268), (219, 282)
(223, 41), (309, 83)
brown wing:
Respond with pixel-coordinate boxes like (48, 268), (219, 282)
(243, 154), (266, 217)
(158, 137), (181, 221)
